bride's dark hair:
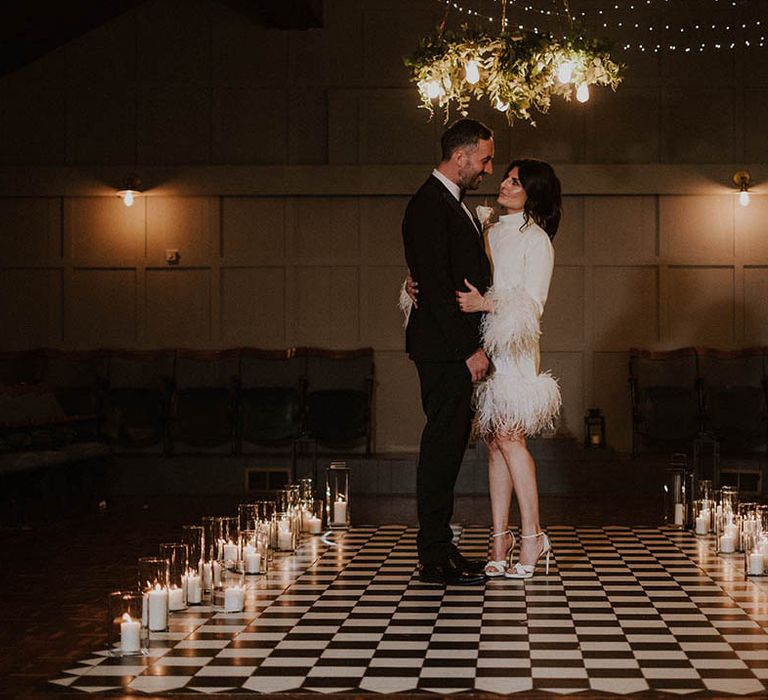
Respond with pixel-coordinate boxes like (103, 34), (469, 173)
(504, 159), (561, 240)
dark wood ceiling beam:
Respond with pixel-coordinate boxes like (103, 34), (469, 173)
(0, 0), (323, 77)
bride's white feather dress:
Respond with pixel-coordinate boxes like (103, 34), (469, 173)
(474, 211), (561, 438)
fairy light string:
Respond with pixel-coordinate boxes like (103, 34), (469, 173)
(439, 0), (766, 50)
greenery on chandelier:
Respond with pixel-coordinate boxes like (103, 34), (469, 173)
(404, 26), (624, 126)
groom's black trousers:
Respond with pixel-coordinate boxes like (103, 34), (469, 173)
(415, 359), (474, 566)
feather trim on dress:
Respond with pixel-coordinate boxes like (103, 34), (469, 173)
(480, 284), (540, 356)
(398, 278), (413, 327)
(474, 371), (561, 438)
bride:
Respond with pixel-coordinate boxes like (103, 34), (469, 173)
(406, 158), (562, 579)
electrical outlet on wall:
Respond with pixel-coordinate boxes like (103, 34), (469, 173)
(165, 249), (180, 265)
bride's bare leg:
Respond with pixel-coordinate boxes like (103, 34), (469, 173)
(497, 435), (542, 566)
(488, 438), (514, 561)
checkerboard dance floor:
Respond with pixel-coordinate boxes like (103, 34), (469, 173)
(52, 525), (768, 696)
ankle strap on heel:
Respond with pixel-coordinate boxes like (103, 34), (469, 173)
(491, 529), (514, 539)
(520, 531), (545, 539)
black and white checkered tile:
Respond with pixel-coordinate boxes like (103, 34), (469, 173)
(51, 525), (768, 695)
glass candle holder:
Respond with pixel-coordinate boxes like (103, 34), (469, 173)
(698, 479), (714, 503)
(138, 557), (169, 632)
(257, 500), (276, 523)
(746, 540), (765, 576)
(138, 556), (169, 591)
(202, 515), (220, 564)
(717, 517), (740, 554)
(160, 543), (188, 611)
(304, 499), (323, 535)
(182, 566), (203, 605)
(274, 511), (296, 552)
(299, 477), (314, 502)
(240, 528), (268, 575)
(721, 485), (739, 515)
(107, 591), (147, 656)
(692, 499), (713, 535)
(663, 466), (686, 528)
(200, 558), (221, 593)
(181, 524), (204, 575)
(238, 503), (258, 534)
(326, 461), (351, 529)
(739, 503), (760, 549)
(214, 569), (245, 612)
(256, 526), (270, 573)
(716, 510), (741, 553)
(758, 505), (768, 536)
(217, 516), (240, 566)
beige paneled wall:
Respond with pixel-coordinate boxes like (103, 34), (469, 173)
(2, 190), (766, 452)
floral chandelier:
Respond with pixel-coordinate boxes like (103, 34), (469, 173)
(404, 0), (624, 126)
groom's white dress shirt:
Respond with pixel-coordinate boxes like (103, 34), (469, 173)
(432, 169), (481, 235)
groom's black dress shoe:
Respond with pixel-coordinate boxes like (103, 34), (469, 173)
(419, 560), (486, 586)
(449, 549), (486, 575)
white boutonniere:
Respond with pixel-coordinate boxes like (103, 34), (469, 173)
(475, 205), (498, 231)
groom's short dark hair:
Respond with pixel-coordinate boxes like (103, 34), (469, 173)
(441, 118), (493, 161)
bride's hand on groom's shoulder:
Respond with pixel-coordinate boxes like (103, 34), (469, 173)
(456, 279), (485, 313)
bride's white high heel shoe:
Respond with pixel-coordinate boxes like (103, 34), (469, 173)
(504, 531), (551, 579)
(484, 529), (516, 577)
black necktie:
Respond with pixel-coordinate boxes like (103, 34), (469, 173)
(458, 188), (466, 202)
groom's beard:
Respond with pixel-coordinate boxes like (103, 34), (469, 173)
(458, 169), (486, 191)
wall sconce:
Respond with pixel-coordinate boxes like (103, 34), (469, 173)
(117, 174), (142, 207)
(733, 170), (751, 207)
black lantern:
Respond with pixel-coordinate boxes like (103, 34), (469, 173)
(584, 408), (606, 448)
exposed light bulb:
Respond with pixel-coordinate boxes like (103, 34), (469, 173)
(425, 80), (442, 99)
(558, 61), (574, 83)
(734, 171), (752, 207)
(442, 75), (452, 90)
(465, 60), (480, 84)
(122, 191), (134, 207)
(494, 97), (509, 112)
(576, 83), (590, 103)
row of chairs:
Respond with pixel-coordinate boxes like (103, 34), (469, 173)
(0, 347), (375, 455)
(629, 347), (768, 456)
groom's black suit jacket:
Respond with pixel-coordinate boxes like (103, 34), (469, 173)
(402, 175), (492, 362)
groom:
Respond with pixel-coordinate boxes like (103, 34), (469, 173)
(402, 118), (494, 585)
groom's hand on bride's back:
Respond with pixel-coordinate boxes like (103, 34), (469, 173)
(466, 348), (489, 382)
(405, 272), (419, 308)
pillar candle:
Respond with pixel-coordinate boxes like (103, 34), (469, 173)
(749, 551), (764, 576)
(673, 503), (684, 526)
(719, 535), (735, 553)
(202, 562), (212, 589)
(184, 572), (202, 604)
(243, 546), (261, 574)
(120, 613), (141, 653)
(307, 516), (322, 534)
(222, 541), (239, 563)
(168, 585), (185, 611)
(333, 500), (347, 526)
(224, 586), (244, 613)
(695, 510), (710, 535)
(278, 525), (292, 551)
(147, 585), (168, 632)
